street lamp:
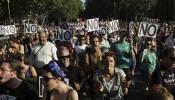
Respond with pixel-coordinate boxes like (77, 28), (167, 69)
(7, 0), (11, 24)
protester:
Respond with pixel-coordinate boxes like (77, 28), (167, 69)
(111, 31), (135, 81)
(152, 47), (175, 96)
(57, 47), (88, 99)
(41, 61), (79, 100)
(139, 39), (157, 90)
(92, 51), (131, 100)
(31, 30), (58, 69)
(84, 35), (102, 76)
(74, 33), (87, 67)
(0, 60), (38, 100)
(14, 53), (37, 85)
(99, 34), (110, 54)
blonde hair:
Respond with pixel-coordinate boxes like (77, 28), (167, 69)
(147, 85), (174, 100)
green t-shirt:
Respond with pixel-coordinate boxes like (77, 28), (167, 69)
(111, 41), (132, 69)
(140, 49), (157, 73)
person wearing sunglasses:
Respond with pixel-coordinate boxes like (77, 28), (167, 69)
(152, 47), (175, 96)
(57, 47), (86, 99)
(0, 60), (38, 100)
(139, 39), (157, 90)
(42, 61), (78, 100)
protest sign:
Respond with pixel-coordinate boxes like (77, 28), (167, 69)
(95, 27), (108, 36)
(24, 24), (37, 33)
(138, 22), (158, 38)
(38, 76), (44, 98)
(57, 29), (72, 41)
(86, 18), (99, 32)
(108, 20), (119, 33)
(3, 25), (17, 35)
(0, 25), (5, 35)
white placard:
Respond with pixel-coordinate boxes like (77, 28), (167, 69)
(3, 25), (17, 35)
(138, 22), (158, 38)
(86, 18), (99, 32)
(24, 24), (37, 33)
(108, 20), (119, 33)
(0, 25), (5, 35)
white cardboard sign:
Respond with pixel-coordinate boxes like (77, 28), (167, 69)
(138, 22), (158, 38)
(108, 20), (119, 33)
(0, 25), (17, 35)
(86, 18), (99, 32)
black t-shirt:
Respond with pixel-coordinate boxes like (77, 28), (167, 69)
(152, 65), (175, 95)
(0, 80), (38, 100)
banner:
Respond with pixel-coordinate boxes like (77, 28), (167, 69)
(138, 22), (158, 38)
(86, 18), (99, 32)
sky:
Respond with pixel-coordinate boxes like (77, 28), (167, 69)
(81, 0), (85, 3)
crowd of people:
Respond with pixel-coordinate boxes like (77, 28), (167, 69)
(0, 20), (174, 100)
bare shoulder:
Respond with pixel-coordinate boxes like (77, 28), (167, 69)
(69, 89), (79, 100)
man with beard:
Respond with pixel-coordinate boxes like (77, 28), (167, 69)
(0, 60), (38, 100)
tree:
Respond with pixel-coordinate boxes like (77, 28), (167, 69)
(0, 0), (83, 23)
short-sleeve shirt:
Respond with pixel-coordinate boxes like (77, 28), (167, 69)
(32, 41), (58, 69)
(152, 66), (175, 96)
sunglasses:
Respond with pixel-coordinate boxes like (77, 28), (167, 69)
(60, 55), (71, 60)
(43, 76), (56, 82)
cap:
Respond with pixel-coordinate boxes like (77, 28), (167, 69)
(47, 61), (66, 78)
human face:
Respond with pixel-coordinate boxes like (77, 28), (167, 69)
(79, 37), (85, 45)
(43, 72), (57, 91)
(60, 49), (71, 68)
(39, 32), (47, 45)
(0, 62), (13, 84)
(163, 51), (175, 69)
(92, 37), (99, 48)
(104, 56), (115, 74)
(146, 41), (152, 49)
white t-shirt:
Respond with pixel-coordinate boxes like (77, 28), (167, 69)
(32, 41), (58, 69)
(74, 44), (87, 55)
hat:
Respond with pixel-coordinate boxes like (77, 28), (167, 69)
(47, 61), (66, 78)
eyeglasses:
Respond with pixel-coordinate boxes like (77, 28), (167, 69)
(43, 76), (56, 82)
(60, 55), (71, 60)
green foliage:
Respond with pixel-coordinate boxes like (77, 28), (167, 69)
(0, 0), (83, 23)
